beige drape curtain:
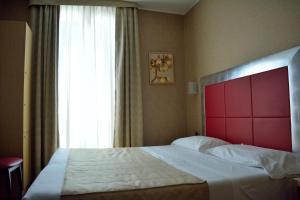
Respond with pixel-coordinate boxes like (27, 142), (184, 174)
(29, 3), (143, 176)
(30, 5), (59, 177)
(114, 7), (143, 147)
(29, 0), (137, 7)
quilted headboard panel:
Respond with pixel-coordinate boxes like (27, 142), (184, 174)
(205, 67), (292, 151)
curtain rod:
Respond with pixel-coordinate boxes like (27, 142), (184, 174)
(29, 0), (138, 8)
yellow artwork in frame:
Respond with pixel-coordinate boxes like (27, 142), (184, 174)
(149, 52), (175, 85)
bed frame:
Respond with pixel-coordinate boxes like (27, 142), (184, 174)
(200, 46), (300, 153)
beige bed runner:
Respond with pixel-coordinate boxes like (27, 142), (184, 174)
(61, 148), (209, 200)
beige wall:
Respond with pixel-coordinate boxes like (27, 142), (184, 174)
(0, 20), (32, 189)
(3, 0), (300, 145)
(184, 0), (300, 135)
(139, 10), (186, 146)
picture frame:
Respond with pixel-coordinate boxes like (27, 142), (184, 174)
(149, 52), (175, 85)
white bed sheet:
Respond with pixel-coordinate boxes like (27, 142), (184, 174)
(143, 145), (297, 200)
(23, 146), (297, 200)
(23, 149), (69, 200)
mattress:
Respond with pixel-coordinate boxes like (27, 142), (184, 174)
(23, 145), (297, 200)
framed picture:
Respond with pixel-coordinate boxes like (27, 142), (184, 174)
(149, 52), (175, 85)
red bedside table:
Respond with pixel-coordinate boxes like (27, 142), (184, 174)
(0, 157), (23, 200)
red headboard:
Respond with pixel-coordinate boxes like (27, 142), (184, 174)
(205, 67), (292, 151)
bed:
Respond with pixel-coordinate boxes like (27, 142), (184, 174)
(23, 46), (300, 200)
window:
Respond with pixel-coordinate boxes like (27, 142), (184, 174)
(58, 6), (116, 148)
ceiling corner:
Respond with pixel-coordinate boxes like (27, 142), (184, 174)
(183, 0), (200, 15)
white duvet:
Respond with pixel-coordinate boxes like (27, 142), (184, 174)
(23, 145), (297, 200)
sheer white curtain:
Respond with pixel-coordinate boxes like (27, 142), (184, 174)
(58, 5), (116, 148)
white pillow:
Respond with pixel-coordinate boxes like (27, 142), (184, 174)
(206, 144), (300, 179)
(171, 136), (230, 152)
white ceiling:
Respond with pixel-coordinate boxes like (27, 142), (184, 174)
(126, 0), (200, 15)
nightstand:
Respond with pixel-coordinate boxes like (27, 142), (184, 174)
(0, 157), (23, 200)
